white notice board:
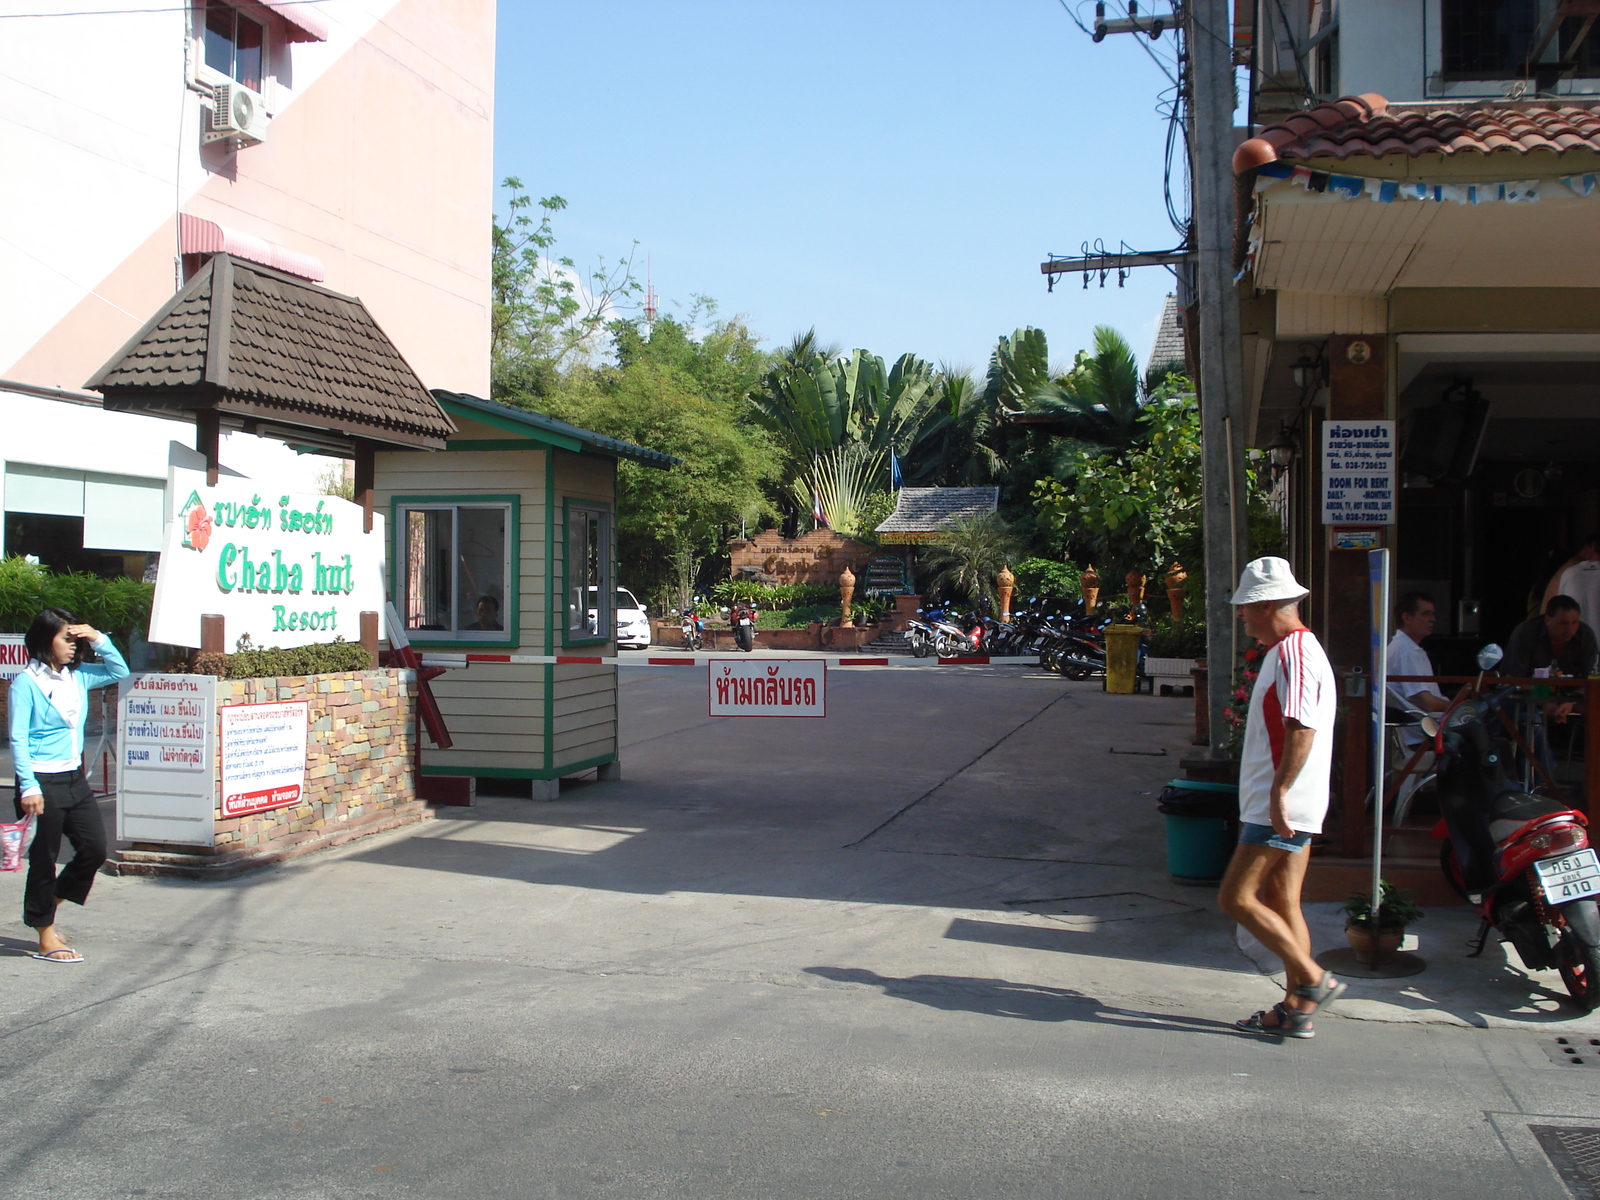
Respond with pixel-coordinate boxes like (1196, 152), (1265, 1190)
(1321, 420), (1396, 525)
(118, 674), (217, 846)
(220, 702), (309, 818)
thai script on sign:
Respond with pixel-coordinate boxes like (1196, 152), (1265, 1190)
(708, 661), (826, 718)
(1322, 419), (1395, 526)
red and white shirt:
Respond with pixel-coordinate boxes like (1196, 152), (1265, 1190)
(1239, 628), (1337, 833)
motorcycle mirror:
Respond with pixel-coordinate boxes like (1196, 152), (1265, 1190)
(1477, 643), (1504, 671)
(1419, 715), (1440, 739)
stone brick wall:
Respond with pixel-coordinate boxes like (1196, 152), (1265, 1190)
(208, 668), (417, 855)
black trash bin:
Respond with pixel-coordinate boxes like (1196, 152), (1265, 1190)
(1157, 778), (1238, 885)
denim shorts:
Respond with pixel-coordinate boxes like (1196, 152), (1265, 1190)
(1239, 821), (1313, 852)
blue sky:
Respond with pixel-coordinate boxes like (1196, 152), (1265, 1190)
(495, 1), (1184, 375)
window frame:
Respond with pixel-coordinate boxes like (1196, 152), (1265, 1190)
(196, 1), (269, 93)
(390, 495), (519, 648)
(562, 500), (614, 647)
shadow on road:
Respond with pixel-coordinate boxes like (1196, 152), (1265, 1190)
(803, 965), (1251, 1038)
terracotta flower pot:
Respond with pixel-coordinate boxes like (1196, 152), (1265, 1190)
(1345, 922), (1405, 966)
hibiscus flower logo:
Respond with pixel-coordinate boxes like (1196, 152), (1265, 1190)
(180, 491), (212, 552)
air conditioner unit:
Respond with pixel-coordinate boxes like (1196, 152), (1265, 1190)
(205, 82), (268, 145)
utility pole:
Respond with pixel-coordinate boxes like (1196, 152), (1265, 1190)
(1183, 0), (1249, 757)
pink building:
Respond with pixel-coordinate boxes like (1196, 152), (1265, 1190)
(2, 0), (495, 578)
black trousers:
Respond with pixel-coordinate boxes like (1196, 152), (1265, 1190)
(12, 768), (106, 929)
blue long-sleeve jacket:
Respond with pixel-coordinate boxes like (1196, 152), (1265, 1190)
(9, 636), (129, 797)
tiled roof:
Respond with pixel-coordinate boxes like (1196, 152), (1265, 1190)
(432, 390), (680, 469)
(1234, 93), (1600, 173)
(875, 487), (1000, 533)
(1147, 294), (1186, 374)
(87, 254), (454, 450)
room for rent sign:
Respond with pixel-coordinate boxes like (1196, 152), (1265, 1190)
(708, 660), (826, 718)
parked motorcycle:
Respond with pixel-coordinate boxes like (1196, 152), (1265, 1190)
(676, 603), (705, 652)
(729, 601), (758, 652)
(1433, 644), (1600, 1010)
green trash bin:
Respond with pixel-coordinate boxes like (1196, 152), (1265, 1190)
(1157, 779), (1238, 885)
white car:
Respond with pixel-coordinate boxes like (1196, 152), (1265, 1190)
(587, 587), (651, 649)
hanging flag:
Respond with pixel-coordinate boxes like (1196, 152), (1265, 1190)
(812, 488), (828, 529)
(890, 447), (903, 491)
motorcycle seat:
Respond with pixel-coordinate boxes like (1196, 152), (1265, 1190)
(1489, 789), (1570, 823)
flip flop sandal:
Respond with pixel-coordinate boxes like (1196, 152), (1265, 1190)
(28, 949), (84, 964)
(1295, 971), (1347, 1013)
(1236, 1001), (1314, 1039)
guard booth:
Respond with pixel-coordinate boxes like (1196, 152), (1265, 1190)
(375, 390), (677, 801)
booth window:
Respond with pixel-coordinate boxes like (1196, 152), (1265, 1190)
(203, 3), (265, 90)
(396, 499), (516, 643)
(565, 503), (613, 644)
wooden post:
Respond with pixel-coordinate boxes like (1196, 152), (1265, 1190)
(201, 613), (225, 656)
(354, 439), (376, 534)
(360, 610), (380, 668)
(195, 409), (221, 487)
(1324, 337), (1388, 857)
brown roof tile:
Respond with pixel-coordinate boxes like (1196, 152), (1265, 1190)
(86, 254), (454, 449)
(1234, 93), (1600, 174)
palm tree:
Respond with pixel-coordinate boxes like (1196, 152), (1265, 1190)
(922, 514), (1022, 604)
(1028, 325), (1145, 463)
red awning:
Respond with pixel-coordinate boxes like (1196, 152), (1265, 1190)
(179, 213), (325, 282)
(258, 1), (329, 43)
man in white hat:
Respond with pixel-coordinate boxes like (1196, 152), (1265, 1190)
(1218, 556), (1346, 1038)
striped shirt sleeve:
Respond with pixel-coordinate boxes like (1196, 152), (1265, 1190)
(1275, 631), (1327, 728)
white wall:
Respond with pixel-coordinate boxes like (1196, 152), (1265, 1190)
(1338, 0), (1426, 102)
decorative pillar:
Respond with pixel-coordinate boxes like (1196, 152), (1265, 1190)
(1126, 569), (1147, 609)
(1165, 561), (1188, 620)
(839, 566), (856, 627)
(996, 563), (1015, 621)
(1081, 564), (1101, 615)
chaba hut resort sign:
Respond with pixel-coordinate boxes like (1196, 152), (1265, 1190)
(149, 466), (386, 649)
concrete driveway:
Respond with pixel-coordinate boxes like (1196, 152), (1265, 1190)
(1, 664), (1597, 1198)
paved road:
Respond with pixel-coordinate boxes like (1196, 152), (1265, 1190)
(2, 666), (1598, 1198)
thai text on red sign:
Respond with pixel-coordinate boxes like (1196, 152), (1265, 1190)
(708, 660), (826, 718)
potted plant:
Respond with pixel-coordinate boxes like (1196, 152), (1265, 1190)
(1341, 880), (1424, 966)
(1145, 609), (1207, 689)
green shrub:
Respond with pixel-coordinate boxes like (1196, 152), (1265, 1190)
(757, 603), (840, 629)
(189, 637), (373, 680)
(1012, 557), (1082, 600)
(0, 557), (154, 654)
(1146, 607), (1207, 658)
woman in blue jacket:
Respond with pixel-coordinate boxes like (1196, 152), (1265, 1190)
(10, 608), (129, 963)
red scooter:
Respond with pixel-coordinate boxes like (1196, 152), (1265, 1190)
(1431, 645), (1600, 1010)
(730, 602), (757, 652)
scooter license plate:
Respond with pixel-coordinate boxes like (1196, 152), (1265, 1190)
(738, 618), (751, 626)
(1535, 848), (1600, 904)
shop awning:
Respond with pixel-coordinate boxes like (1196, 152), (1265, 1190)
(85, 253), (454, 452)
(258, 1), (329, 42)
(179, 213), (325, 282)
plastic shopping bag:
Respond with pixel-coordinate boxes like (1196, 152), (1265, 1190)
(0, 813), (35, 872)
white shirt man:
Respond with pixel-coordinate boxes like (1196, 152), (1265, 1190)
(1386, 592), (1449, 747)
(1560, 559), (1600, 626)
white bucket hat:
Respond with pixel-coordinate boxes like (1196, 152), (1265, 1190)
(1230, 556), (1309, 606)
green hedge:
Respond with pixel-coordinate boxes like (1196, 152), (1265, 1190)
(190, 639), (373, 680)
(708, 580), (840, 611)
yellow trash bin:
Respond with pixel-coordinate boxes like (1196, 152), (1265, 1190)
(1104, 624), (1143, 694)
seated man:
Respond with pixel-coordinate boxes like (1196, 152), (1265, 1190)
(1387, 591), (1450, 736)
(1505, 594), (1598, 775)
(466, 595), (503, 632)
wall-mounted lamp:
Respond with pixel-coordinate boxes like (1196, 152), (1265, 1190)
(1266, 425), (1298, 477)
(1289, 343), (1327, 393)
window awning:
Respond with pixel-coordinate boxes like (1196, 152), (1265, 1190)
(257, 1), (328, 42)
(180, 213), (325, 282)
